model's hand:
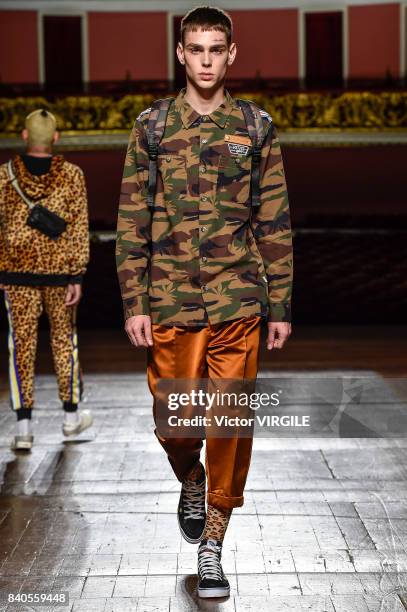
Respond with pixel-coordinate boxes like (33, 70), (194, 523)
(125, 315), (153, 347)
(267, 322), (291, 350)
(66, 283), (82, 306)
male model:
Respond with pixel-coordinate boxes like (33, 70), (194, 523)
(0, 109), (93, 450)
(116, 6), (293, 599)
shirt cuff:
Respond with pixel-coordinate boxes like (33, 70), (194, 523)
(267, 302), (291, 323)
(123, 295), (150, 319)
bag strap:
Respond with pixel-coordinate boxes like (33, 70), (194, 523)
(146, 97), (175, 207)
(7, 160), (35, 210)
(236, 99), (272, 207)
(144, 97), (272, 209)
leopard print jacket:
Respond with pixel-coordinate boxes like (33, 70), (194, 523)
(0, 154), (89, 286)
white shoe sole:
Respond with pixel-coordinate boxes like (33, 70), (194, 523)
(11, 436), (33, 451)
(197, 586), (230, 598)
(63, 411), (93, 436)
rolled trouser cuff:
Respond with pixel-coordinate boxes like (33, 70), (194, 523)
(63, 401), (78, 413)
(16, 407), (32, 421)
(207, 491), (244, 512)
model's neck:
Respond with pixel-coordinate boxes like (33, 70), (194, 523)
(25, 147), (53, 158)
(184, 82), (226, 115)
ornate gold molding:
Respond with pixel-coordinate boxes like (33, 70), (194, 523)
(243, 92), (407, 129)
(1, 91), (406, 135)
(0, 95), (154, 135)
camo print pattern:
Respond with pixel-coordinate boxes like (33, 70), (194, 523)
(116, 88), (293, 327)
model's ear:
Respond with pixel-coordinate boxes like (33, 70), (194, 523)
(228, 42), (237, 66)
(22, 128), (28, 142)
(53, 131), (60, 144)
(176, 41), (185, 65)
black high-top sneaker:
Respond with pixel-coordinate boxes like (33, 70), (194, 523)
(177, 461), (206, 543)
(197, 538), (230, 598)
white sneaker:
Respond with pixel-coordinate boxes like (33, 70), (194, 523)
(11, 435), (34, 451)
(62, 410), (93, 436)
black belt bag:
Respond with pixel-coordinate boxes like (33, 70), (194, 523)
(7, 160), (67, 240)
(26, 203), (67, 239)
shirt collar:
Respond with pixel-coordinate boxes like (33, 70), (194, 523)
(174, 87), (236, 129)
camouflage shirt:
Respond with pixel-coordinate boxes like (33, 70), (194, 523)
(116, 87), (293, 327)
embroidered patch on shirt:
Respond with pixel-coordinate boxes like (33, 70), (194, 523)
(227, 143), (250, 156)
(225, 134), (252, 146)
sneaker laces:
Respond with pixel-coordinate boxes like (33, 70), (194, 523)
(182, 477), (206, 520)
(198, 540), (223, 580)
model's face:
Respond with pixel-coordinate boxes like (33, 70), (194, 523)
(177, 28), (236, 90)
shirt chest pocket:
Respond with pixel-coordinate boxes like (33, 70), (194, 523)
(157, 154), (187, 201)
(217, 153), (252, 207)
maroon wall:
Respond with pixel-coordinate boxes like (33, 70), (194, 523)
(348, 3), (400, 78)
(0, 4), (405, 84)
(1, 145), (405, 228)
(0, 11), (38, 83)
(228, 9), (298, 79)
(88, 11), (168, 81)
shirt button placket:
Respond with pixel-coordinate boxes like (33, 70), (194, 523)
(198, 121), (206, 240)
(199, 117), (210, 297)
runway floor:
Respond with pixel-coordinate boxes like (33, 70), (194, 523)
(0, 326), (407, 611)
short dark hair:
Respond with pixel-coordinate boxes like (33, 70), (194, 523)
(180, 5), (233, 46)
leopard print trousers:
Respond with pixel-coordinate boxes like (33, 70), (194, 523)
(4, 285), (83, 410)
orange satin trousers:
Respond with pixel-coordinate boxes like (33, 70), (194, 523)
(147, 315), (262, 512)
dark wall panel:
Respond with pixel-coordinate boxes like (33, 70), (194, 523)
(44, 15), (82, 87)
(305, 11), (343, 86)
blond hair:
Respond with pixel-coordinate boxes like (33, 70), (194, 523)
(25, 108), (57, 147)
